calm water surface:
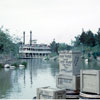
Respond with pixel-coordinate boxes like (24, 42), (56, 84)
(0, 59), (59, 99)
(0, 59), (100, 99)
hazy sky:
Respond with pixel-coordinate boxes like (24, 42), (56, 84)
(0, 0), (100, 44)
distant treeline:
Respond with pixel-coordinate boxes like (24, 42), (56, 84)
(50, 28), (100, 54)
(74, 28), (100, 47)
(0, 27), (20, 56)
(50, 39), (72, 54)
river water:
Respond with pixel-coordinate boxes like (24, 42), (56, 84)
(0, 59), (59, 99)
(0, 59), (100, 99)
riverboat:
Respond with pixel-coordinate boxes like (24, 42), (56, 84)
(19, 31), (51, 58)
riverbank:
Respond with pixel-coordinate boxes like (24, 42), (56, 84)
(0, 54), (23, 68)
(49, 56), (59, 61)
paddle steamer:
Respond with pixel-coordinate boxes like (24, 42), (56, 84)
(19, 31), (51, 58)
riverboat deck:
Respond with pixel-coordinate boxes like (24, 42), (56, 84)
(19, 44), (51, 58)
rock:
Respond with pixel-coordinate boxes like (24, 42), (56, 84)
(19, 64), (25, 69)
(10, 66), (16, 69)
(4, 64), (10, 68)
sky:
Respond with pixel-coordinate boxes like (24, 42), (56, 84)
(0, 0), (100, 44)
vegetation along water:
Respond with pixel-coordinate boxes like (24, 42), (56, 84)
(1, 27), (100, 98)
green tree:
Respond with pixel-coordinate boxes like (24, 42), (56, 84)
(97, 28), (100, 46)
(86, 30), (95, 47)
(79, 29), (95, 47)
(50, 39), (57, 53)
(74, 35), (80, 46)
(0, 27), (19, 56)
(79, 30), (87, 45)
(58, 43), (72, 51)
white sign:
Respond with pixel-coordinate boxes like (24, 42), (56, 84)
(37, 87), (66, 99)
(59, 50), (82, 76)
(56, 74), (80, 90)
(80, 70), (100, 94)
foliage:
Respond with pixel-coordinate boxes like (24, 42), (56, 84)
(58, 43), (72, 51)
(97, 28), (100, 46)
(72, 28), (100, 59)
(86, 30), (96, 46)
(50, 52), (58, 57)
(21, 61), (27, 67)
(44, 56), (49, 60)
(11, 63), (19, 67)
(73, 35), (80, 47)
(79, 30), (87, 45)
(79, 30), (96, 47)
(0, 27), (20, 56)
(73, 28), (100, 48)
(50, 39), (58, 53)
(50, 39), (72, 54)
(0, 63), (3, 69)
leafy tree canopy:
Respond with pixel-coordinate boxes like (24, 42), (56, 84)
(0, 27), (20, 56)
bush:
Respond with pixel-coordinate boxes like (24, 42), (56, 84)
(92, 52), (97, 59)
(11, 63), (18, 67)
(50, 52), (58, 57)
(44, 56), (49, 60)
(0, 63), (3, 68)
(21, 62), (27, 67)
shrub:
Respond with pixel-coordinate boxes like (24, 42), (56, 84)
(21, 62), (27, 67)
(0, 63), (3, 68)
(11, 63), (18, 67)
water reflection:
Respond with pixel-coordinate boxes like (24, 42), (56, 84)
(82, 60), (100, 70)
(0, 70), (12, 98)
(1, 59), (100, 99)
(0, 59), (59, 99)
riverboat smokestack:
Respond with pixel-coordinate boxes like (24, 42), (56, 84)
(23, 31), (25, 45)
(30, 31), (32, 45)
